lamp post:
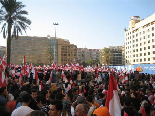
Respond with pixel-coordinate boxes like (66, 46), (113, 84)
(53, 23), (59, 63)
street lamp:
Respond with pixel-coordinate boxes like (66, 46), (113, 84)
(53, 23), (59, 63)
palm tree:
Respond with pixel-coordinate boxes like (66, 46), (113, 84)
(100, 48), (112, 66)
(0, 0), (31, 66)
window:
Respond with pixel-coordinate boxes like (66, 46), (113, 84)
(144, 47), (146, 50)
(153, 51), (155, 54)
(136, 44), (138, 47)
(144, 42), (146, 45)
(152, 27), (154, 31)
(136, 39), (138, 42)
(152, 33), (154, 37)
(148, 29), (149, 32)
(136, 49), (138, 52)
(152, 39), (154, 42)
(140, 53), (142, 56)
(136, 54), (138, 57)
(133, 59), (135, 62)
(140, 43), (142, 46)
(153, 57), (155, 60)
(153, 45), (155, 48)
(144, 58), (146, 61)
(148, 46), (150, 49)
(144, 53), (146, 56)
(140, 59), (142, 62)
(136, 59), (139, 62)
(140, 48), (142, 51)
(144, 36), (145, 39)
(148, 58), (150, 61)
(148, 52), (150, 55)
(136, 34), (138, 37)
(133, 54), (135, 57)
(143, 31), (145, 34)
(148, 35), (150, 38)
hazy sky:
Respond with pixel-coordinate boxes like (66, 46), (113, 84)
(0, 0), (155, 49)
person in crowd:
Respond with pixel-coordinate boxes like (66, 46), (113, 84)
(0, 106), (11, 116)
(37, 94), (49, 116)
(62, 100), (72, 116)
(26, 110), (46, 116)
(92, 107), (111, 116)
(74, 104), (89, 116)
(0, 87), (8, 106)
(11, 93), (34, 116)
(29, 89), (39, 110)
(48, 99), (63, 116)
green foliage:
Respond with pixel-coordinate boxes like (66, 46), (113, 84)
(85, 59), (93, 66)
(46, 47), (53, 64)
(0, 0), (31, 65)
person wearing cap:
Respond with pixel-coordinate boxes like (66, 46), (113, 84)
(92, 107), (111, 116)
(11, 93), (34, 116)
(15, 91), (27, 109)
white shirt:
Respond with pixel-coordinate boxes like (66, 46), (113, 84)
(11, 106), (34, 116)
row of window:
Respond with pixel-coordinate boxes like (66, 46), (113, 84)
(126, 43), (155, 49)
(126, 33), (154, 42)
(126, 27), (154, 36)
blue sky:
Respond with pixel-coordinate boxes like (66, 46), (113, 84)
(0, 0), (155, 49)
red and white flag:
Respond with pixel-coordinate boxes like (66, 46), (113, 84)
(105, 73), (122, 116)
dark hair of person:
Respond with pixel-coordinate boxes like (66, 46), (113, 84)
(0, 87), (6, 95)
(99, 93), (104, 98)
(0, 106), (11, 116)
(88, 89), (94, 95)
(50, 99), (63, 111)
(56, 93), (64, 101)
(86, 95), (93, 103)
(31, 89), (37, 93)
(22, 93), (32, 103)
(37, 94), (46, 104)
(50, 93), (55, 99)
(123, 96), (131, 106)
(41, 89), (48, 96)
(67, 93), (73, 101)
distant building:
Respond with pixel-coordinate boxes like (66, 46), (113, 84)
(57, 38), (77, 65)
(125, 14), (155, 65)
(108, 46), (123, 66)
(100, 46), (123, 66)
(77, 48), (100, 63)
(0, 46), (6, 58)
(11, 36), (48, 65)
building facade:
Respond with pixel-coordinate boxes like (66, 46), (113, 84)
(100, 46), (123, 66)
(0, 46), (6, 58)
(57, 38), (77, 65)
(125, 14), (155, 65)
(77, 48), (100, 63)
(11, 36), (48, 65)
(109, 46), (123, 66)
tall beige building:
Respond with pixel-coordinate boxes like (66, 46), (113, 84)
(125, 14), (155, 65)
(57, 38), (77, 65)
(11, 36), (48, 65)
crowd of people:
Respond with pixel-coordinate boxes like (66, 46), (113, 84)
(0, 66), (155, 116)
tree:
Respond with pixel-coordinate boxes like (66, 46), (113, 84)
(46, 47), (54, 64)
(85, 59), (93, 66)
(0, 0), (31, 66)
(100, 48), (112, 66)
